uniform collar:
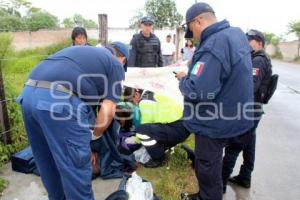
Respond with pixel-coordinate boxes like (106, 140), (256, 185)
(199, 19), (230, 44)
(252, 49), (266, 57)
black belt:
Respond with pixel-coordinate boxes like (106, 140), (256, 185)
(25, 79), (76, 96)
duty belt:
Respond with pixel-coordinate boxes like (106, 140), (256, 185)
(25, 79), (76, 96)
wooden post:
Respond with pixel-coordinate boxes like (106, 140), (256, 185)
(98, 14), (108, 46)
(0, 65), (12, 144)
(175, 27), (182, 61)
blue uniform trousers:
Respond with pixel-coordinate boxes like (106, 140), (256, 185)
(17, 86), (95, 200)
(195, 131), (253, 200)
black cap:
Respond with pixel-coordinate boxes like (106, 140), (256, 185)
(246, 29), (265, 46)
(182, 2), (215, 38)
(141, 16), (154, 25)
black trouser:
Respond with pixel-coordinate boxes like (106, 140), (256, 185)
(135, 120), (190, 161)
(222, 104), (263, 185)
(195, 132), (253, 200)
(222, 119), (260, 186)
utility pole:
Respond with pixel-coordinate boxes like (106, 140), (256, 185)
(98, 14), (108, 46)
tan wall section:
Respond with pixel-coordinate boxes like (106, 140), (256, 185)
(12, 29), (72, 51)
(278, 40), (299, 61)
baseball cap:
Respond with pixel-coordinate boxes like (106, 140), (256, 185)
(182, 2), (215, 38)
(108, 41), (129, 71)
(141, 16), (154, 25)
(246, 29), (265, 46)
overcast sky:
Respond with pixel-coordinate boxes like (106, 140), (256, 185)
(29, 0), (300, 41)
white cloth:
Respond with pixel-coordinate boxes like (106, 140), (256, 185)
(161, 42), (175, 56)
(126, 172), (154, 200)
(124, 61), (189, 104)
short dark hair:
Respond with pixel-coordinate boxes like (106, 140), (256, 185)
(115, 103), (134, 132)
(71, 27), (87, 41)
(123, 86), (143, 102)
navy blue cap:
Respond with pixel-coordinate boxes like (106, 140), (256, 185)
(141, 16), (154, 25)
(183, 2), (215, 38)
(246, 29), (265, 46)
(109, 41), (129, 71)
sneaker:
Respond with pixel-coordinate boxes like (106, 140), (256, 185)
(228, 175), (251, 188)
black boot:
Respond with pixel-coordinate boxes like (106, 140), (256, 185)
(144, 158), (165, 168)
(228, 175), (251, 188)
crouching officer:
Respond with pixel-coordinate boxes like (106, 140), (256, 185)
(16, 42), (129, 200)
(176, 2), (254, 200)
(120, 87), (190, 168)
(128, 16), (163, 67)
(222, 29), (272, 191)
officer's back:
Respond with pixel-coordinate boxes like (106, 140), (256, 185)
(30, 45), (125, 103)
(182, 20), (254, 138)
(128, 16), (163, 67)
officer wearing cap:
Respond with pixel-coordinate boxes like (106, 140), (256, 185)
(128, 16), (163, 67)
(16, 42), (128, 200)
(175, 2), (254, 200)
(222, 29), (272, 191)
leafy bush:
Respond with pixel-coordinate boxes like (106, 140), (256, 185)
(294, 56), (300, 62)
(271, 50), (283, 60)
(0, 177), (8, 195)
(1, 39), (72, 167)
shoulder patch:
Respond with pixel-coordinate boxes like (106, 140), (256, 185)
(253, 68), (260, 76)
(191, 62), (205, 76)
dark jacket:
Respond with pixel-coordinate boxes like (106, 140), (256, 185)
(180, 20), (254, 139)
(128, 32), (163, 67)
(252, 50), (272, 101)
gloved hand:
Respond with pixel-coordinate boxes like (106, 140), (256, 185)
(90, 129), (102, 141)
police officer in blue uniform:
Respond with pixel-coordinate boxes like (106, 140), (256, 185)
(222, 29), (272, 191)
(176, 3), (254, 200)
(17, 42), (129, 200)
(128, 16), (163, 67)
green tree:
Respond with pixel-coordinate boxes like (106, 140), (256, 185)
(129, 9), (144, 29)
(0, 14), (26, 31)
(63, 14), (97, 29)
(131, 0), (183, 29)
(288, 20), (300, 57)
(264, 32), (280, 46)
(0, 0), (31, 17)
(25, 11), (59, 31)
(84, 19), (97, 29)
(263, 32), (283, 59)
(63, 17), (75, 28)
(145, 0), (183, 28)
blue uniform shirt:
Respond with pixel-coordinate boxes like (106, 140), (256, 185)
(30, 46), (125, 103)
(180, 20), (254, 139)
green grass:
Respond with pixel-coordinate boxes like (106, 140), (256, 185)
(137, 136), (198, 199)
(0, 177), (8, 195)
